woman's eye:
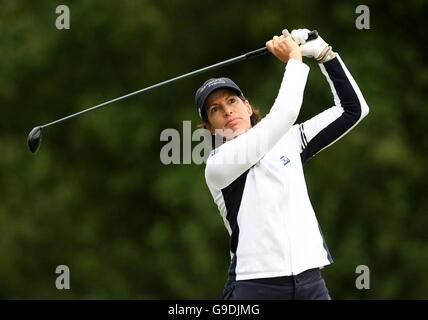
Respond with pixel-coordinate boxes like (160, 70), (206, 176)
(229, 98), (236, 104)
(210, 106), (218, 113)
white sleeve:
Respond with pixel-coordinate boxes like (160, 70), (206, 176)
(205, 59), (310, 190)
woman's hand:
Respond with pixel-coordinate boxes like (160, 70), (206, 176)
(266, 33), (302, 63)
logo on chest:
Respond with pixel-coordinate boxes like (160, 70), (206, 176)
(280, 155), (290, 166)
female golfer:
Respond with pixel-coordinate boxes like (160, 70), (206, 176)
(194, 28), (369, 299)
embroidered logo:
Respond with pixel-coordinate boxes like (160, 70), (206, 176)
(280, 155), (290, 166)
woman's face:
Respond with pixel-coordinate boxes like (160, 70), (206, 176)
(204, 89), (253, 137)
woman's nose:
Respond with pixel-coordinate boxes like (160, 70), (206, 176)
(223, 105), (233, 116)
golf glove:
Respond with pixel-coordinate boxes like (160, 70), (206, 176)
(287, 28), (331, 61)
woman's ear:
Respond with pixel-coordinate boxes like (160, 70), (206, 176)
(245, 100), (253, 116)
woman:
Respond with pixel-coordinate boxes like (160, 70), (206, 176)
(194, 29), (369, 300)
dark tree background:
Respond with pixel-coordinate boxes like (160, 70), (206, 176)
(0, 0), (427, 299)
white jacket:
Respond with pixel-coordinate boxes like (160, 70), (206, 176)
(205, 56), (369, 281)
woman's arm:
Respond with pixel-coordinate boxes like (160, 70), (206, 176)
(298, 54), (370, 164)
(206, 58), (309, 189)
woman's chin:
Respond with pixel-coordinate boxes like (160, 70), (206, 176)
(222, 126), (248, 139)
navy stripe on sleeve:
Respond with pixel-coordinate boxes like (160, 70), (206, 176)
(301, 58), (362, 164)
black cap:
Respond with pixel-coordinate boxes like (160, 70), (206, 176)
(195, 77), (244, 121)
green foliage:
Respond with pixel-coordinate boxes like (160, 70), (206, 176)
(0, 0), (427, 299)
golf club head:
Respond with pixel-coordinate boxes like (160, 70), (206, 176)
(27, 126), (42, 154)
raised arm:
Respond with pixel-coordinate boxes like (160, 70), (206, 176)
(299, 55), (369, 164)
(205, 35), (309, 190)
(288, 28), (369, 164)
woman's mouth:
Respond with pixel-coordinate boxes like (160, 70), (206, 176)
(225, 117), (241, 128)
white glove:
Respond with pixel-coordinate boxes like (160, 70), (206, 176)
(286, 28), (330, 60)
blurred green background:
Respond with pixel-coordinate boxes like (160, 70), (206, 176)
(1, 0), (427, 299)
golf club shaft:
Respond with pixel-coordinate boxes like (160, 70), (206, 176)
(41, 54), (252, 128)
(41, 30), (318, 129)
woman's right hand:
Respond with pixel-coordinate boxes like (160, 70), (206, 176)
(266, 33), (302, 63)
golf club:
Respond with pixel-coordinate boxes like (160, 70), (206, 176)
(27, 30), (318, 154)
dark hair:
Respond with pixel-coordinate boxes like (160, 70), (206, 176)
(249, 105), (262, 127)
